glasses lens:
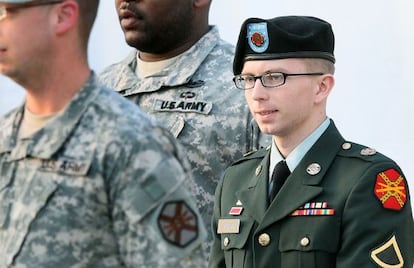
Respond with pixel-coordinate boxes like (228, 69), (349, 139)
(234, 75), (247, 89)
(242, 75), (257, 89)
(263, 73), (284, 87)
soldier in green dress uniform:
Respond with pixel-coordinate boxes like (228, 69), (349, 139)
(209, 15), (414, 268)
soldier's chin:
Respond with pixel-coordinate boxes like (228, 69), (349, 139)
(257, 125), (275, 135)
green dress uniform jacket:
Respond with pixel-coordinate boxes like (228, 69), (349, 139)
(209, 121), (414, 268)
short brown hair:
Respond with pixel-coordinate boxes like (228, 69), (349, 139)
(303, 58), (335, 75)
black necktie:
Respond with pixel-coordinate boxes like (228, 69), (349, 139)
(269, 160), (290, 203)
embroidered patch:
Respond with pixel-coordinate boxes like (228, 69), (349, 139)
(370, 235), (404, 267)
(39, 158), (90, 176)
(374, 168), (407, 210)
(153, 99), (212, 114)
(291, 202), (335, 216)
(157, 201), (198, 247)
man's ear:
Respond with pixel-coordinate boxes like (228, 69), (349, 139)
(53, 0), (79, 35)
(315, 74), (334, 104)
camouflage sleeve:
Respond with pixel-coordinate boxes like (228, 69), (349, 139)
(108, 126), (207, 268)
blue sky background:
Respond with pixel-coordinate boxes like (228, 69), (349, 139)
(1, 0), (413, 208)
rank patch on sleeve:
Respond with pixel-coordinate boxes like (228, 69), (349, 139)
(374, 168), (407, 211)
(157, 200), (198, 248)
(370, 235), (404, 267)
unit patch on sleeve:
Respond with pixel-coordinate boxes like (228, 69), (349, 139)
(374, 168), (407, 211)
(370, 235), (404, 268)
(157, 200), (198, 247)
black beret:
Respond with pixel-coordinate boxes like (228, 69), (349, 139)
(233, 16), (335, 75)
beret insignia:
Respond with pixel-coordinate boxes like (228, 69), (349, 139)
(247, 22), (269, 53)
(251, 32), (265, 47)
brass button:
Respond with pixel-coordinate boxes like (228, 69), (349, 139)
(223, 237), (230, 247)
(300, 237), (310, 247)
(258, 233), (271, 247)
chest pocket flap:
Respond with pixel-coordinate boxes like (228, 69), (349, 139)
(279, 215), (340, 253)
(220, 218), (255, 250)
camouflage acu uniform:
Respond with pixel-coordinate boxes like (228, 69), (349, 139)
(0, 74), (207, 267)
(99, 27), (271, 250)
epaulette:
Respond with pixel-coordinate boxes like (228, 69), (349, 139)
(338, 141), (388, 162)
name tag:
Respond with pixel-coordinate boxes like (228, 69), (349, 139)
(153, 99), (212, 115)
(39, 158), (90, 176)
(217, 219), (240, 234)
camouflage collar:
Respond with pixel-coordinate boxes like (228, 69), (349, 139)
(0, 73), (100, 160)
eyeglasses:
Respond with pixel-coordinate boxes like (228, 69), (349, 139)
(233, 72), (325, 90)
(0, 0), (63, 21)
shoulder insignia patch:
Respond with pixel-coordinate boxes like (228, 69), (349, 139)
(157, 200), (198, 247)
(374, 168), (407, 211)
(370, 235), (404, 267)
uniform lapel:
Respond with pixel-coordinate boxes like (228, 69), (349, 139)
(258, 173), (323, 231)
(236, 149), (271, 223)
(256, 121), (345, 232)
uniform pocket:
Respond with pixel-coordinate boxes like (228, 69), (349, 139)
(0, 170), (57, 267)
(279, 215), (340, 268)
(155, 114), (185, 138)
(220, 218), (255, 267)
